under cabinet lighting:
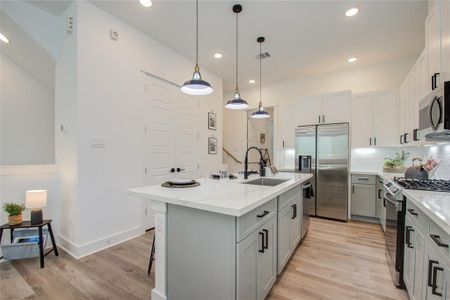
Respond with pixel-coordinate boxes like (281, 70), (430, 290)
(249, 79), (255, 84)
(0, 33), (10, 44)
(345, 8), (359, 17)
(354, 148), (376, 155)
(347, 57), (357, 63)
(214, 53), (223, 59)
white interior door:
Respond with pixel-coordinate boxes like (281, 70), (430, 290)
(174, 92), (199, 180)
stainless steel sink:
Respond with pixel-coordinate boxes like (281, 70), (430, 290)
(241, 178), (289, 187)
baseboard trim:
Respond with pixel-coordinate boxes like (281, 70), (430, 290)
(58, 225), (146, 259)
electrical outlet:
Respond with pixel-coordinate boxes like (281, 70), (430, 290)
(91, 137), (106, 149)
(110, 29), (119, 41)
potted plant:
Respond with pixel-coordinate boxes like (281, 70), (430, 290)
(2, 202), (25, 225)
(383, 150), (410, 173)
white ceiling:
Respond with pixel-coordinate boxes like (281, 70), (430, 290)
(27, 0), (428, 92)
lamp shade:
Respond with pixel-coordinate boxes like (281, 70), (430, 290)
(25, 190), (47, 209)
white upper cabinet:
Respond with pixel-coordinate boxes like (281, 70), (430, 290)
(296, 90), (351, 126)
(352, 90), (398, 148)
(322, 91), (351, 124)
(373, 91), (398, 147)
(295, 95), (322, 126)
(279, 100), (297, 149)
(352, 93), (373, 148)
(426, 3), (442, 90)
(441, 0), (450, 82)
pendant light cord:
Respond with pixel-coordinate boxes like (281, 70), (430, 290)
(235, 12), (238, 90)
(196, 0), (199, 66)
(259, 42), (262, 107)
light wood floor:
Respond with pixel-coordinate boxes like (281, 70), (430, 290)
(0, 218), (408, 300)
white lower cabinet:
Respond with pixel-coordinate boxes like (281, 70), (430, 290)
(351, 174), (376, 218)
(237, 216), (277, 300)
(277, 188), (302, 274)
(405, 198), (450, 300)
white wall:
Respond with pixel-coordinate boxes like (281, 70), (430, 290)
(0, 52), (55, 165)
(223, 57), (417, 170)
(54, 1), (223, 257)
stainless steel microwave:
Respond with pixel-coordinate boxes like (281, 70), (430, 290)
(418, 81), (450, 140)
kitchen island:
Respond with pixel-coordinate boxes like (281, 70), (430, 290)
(127, 172), (312, 300)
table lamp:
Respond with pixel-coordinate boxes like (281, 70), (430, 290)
(25, 190), (47, 225)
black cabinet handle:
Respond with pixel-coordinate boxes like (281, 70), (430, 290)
(432, 266), (444, 296)
(257, 210), (270, 218)
(369, 137), (372, 146)
(291, 204), (297, 219)
(400, 135), (403, 144)
(383, 197), (386, 207)
(405, 226), (414, 248)
(378, 189), (383, 200)
(282, 141), (285, 148)
(176, 168), (186, 172)
(259, 232), (265, 253)
(428, 260), (439, 287)
(318, 115), (321, 123)
(403, 133), (409, 144)
(170, 168), (175, 173)
(374, 137), (377, 146)
(430, 234), (449, 248)
(408, 208), (418, 216)
(432, 74), (436, 90)
(263, 229), (269, 250)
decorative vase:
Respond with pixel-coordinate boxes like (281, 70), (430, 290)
(8, 215), (23, 226)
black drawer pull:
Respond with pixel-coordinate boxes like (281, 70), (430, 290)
(405, 226), (414, 248)
(263, 229), (269, 250)
(428, 260), (439, 287)
(407, 209), (418, 216)
(358, 177), (369, 181)
(259, 232), (265, 253)
(432, 265), (444, 296)
(257, 210), (270, 218)
(378, 189), (383, 200)
(430, 234), (449, 248)
(291, 204), (297, 219)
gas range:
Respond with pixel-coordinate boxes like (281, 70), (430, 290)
(394, 177), (450, 193)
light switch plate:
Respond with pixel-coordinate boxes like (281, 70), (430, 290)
(91, 137), (106, 149)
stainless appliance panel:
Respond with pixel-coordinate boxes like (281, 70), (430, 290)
(302, 180), (313, 238)
(295, 126), (317, 216)
(316, 123), (349, 221)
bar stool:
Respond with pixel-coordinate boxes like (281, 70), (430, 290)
(147, 233), (155, 274)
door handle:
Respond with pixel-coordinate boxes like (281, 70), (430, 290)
(428, 260), (439, 287)
(432, 265), (444, 296)
(259, 232), (265, 253)
(405, 226), (414, 248)
(263, 229), (269, 249)
(291, 204), (297, 219)
(257, 210), (270, 218)
(430, 234), (449, 248)
(407, 208), (418, 216)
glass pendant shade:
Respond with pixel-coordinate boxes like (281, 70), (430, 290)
(181, 66), (213, 95)
(225, 90), (249, 109)
(251, 36), (270, 118)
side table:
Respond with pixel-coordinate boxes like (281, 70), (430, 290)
(0, 219), (59, 268)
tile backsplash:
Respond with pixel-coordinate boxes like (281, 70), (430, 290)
(351, 144), (450, 180)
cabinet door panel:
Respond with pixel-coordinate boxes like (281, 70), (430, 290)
(419, 52), (429, 100)
(277, 204), (292, 273)
(351, 184), (376, 217)
(351, 93), (373, 147)
(296, 95), (322, 126)
(289, 198), (301, 250)
(404, 217), (415, 294)
(279, 101), (297, 149)
(237, 231), (258, 300)
(372, 91), (398, 147)
(258, 217), (277, 300)
(322, 91), (351, 124)
(413, 228), (425, 300)
(424, 243), (447, 300)
(442, 0), (450, 82)
(426, 5), (442, 89)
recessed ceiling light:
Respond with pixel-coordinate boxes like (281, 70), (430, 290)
(345, 8), (359, 17)
(139, 0), (152, 8)
(214, 52), (223, 59)
(249, 79), (256, 84)
(0, 33), (10, 44)
(347, 57), (358, 63)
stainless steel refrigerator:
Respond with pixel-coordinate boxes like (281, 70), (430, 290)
(295, 123), (349, 221)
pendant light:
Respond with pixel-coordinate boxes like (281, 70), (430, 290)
(181, 0), (213, 96)
(251, 37), (270, 119)
(225, 4), (249, 110)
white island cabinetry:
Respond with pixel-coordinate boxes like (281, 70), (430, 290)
(128, 173), (312, 300)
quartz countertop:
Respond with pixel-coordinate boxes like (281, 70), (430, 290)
(127, 172), (313, 217)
